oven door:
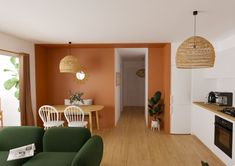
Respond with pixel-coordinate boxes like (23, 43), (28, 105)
(214, 123), (233, 158)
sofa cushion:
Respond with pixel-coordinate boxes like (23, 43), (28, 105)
(22, 152), (76, 166)
(0, 126), (44, 153)
(0, 151), (29, 166)
(43, 127), (91, 152)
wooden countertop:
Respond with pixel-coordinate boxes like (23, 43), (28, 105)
(193, 102), (235, 122)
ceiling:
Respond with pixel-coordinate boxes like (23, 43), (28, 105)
(0, 0), (235, 44)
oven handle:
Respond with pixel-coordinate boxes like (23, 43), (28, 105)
(214, 123), (232, 132)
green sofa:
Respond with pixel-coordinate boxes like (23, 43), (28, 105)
(0, 127), (103, 166)
(0, 126), (44, 166)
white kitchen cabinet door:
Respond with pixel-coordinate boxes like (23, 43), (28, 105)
(191, 105), (214, 149)
(170, 65), (192, 134)
(170, 104), (191, 134)
(171, 67), (191, 105)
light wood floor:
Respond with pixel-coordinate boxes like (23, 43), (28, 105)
(95, 107), (225, 166)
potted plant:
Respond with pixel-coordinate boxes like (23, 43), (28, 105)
(148, 91), (164, 131)
(69, 91), (84, 105)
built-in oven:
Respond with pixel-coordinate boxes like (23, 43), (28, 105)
(214, 115), (233, 158)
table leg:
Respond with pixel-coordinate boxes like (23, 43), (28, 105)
(89, 112), (93, 133)
(95, 111), (100, 130)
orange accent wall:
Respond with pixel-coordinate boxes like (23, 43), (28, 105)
(163, 44), (171, 134)
(148, 48), (165, 96)
(35, 45), (48, 127)
(148, 46), (171, 133)
(35, 43), (171, 132)
(35, 46), (115, 128)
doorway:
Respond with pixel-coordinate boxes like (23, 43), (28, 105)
(115, 48), (147, 126)
(0, 54), (20, 126)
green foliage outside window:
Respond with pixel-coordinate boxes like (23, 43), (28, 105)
(3, 57), (19, 100)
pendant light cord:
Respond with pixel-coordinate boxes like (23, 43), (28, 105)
(193, 11), (198, 48)
(69, 42), (72, 55)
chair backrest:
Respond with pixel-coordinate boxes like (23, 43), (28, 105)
(64, 106), (85, 123)
(39, 105), (59, 123)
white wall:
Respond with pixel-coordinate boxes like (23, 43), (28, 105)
(192, 35), (235, 106)
(0, 32), (36, 124)
(145, 51), (148, 125)
(211, 36), (235, 106)
(191, 70), (217, 102)
(171, 36), (235, 134)
(114, 50), (121, 126)
(123, 60), (145, 106)
(0, 55), (20, 126)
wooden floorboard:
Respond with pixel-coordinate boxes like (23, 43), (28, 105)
(94, 107), (225, 166)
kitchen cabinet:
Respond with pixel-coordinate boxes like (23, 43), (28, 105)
(170, 43), (192, 134)
(170, 65), (191, 134)
(191, 104), (234, 166)
(191, 104), (214, 149)
(171, 104), (191, 134)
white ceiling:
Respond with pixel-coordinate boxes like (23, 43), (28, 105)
(0, 0), (235, 44)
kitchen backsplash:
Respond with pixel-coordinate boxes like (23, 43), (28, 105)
(191, 35), (235, 107)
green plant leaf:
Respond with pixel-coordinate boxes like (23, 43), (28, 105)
(15, 64), (19, 70)
(3, 77), (18, 90)
(148, 109), (155, 116)
(148, 91), (163, 117)
(154, 105), (162, 114)
(3, 69), (14, 72)
(15, 90), (19, 100)
(149, 98), (156, 105)
(153, 91), (161, 103)
(10, 57), (16, 66)
(15, 82), (19, 88)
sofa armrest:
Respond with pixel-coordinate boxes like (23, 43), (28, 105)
(71, 135), (103, 166)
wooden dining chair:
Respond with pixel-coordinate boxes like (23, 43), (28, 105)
(64, 106), (88, 128)
(38, 105), (64, 130)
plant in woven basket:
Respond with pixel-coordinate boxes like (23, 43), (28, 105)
(69, 91), (84, 105)
(148, 91), (164, 121)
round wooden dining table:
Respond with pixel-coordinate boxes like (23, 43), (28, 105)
(53, 105), (104, 133)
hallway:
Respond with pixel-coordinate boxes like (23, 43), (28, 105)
(96, 107), (224, 166)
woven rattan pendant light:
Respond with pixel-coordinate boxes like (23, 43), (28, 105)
(176, 11), (215, 69)
(59, 42), (81, 73)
